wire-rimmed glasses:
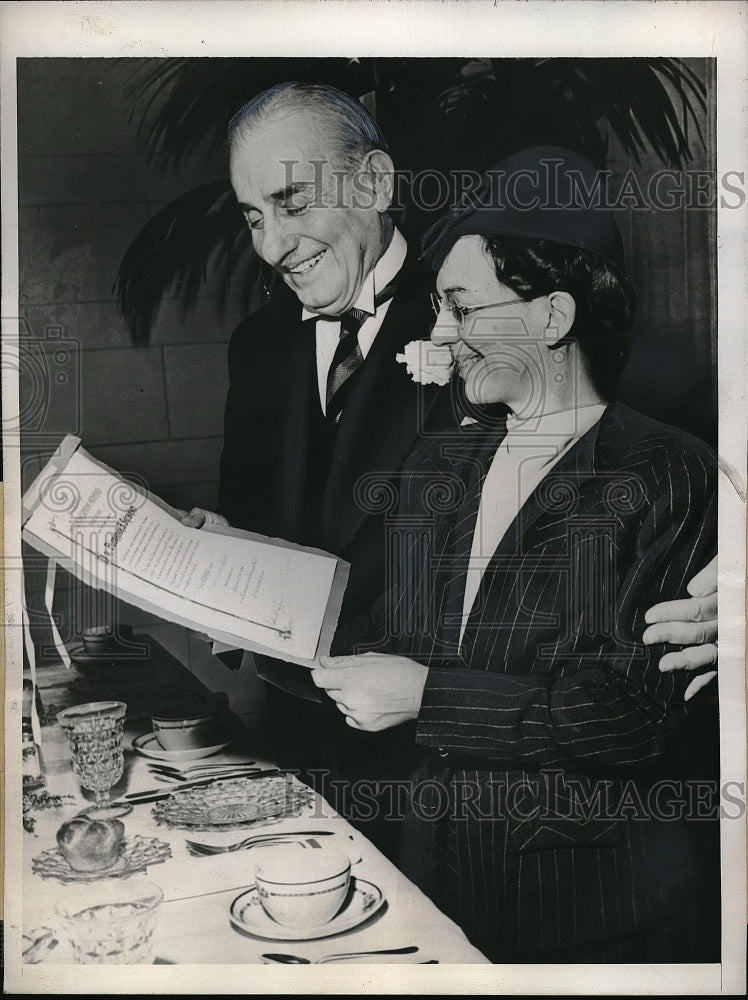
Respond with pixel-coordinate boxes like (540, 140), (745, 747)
(430, 292), (527, 327)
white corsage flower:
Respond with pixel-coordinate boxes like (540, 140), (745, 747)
(396, 340), (454, 386)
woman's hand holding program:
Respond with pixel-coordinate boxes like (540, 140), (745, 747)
(312, 652), (429, 731)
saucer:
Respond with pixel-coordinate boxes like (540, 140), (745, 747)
(132, 731), (233, 762)
(229, 877), (385, 940)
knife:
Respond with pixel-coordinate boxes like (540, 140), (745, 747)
(148, 763), (261, 782)
(113, 768), (284, 805)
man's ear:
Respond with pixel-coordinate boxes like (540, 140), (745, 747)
(362, 149), (395, 212)
(545, 290), (576, 345)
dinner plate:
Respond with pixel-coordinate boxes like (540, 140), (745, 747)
(151, 774), (315, 830)
(132, 731), (233, 762)
(229, 877), (385, 940)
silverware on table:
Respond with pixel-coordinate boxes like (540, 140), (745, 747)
(149, 762), (259, 774)
(187, 835), (325, 858)
(262, 945), (419, 964)
(148, 760), (257, 777)
(150, 766), (259, 786)
(185, 829), (336, 855)
(112, 768), (283, 806)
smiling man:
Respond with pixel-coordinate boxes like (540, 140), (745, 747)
(218, 84), (451, 618)
(209, 83), (460, 856)
(229, 104), (393, 316)
(186, 83), (717, 859)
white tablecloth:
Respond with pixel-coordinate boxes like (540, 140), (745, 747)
(22, 718), (489, 968)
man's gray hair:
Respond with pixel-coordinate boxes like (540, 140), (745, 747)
(227, 81), (388, 168)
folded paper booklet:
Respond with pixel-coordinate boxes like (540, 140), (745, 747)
(22, 435), (350, 666)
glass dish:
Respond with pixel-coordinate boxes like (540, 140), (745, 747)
(151, 774), (315, 831)
(32, 834), (172, 883)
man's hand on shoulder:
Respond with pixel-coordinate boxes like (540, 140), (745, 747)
(643, 556), (717, 700)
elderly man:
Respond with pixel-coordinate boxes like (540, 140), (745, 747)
(185, 82), (717, 856)
(186, 82), (459, 853)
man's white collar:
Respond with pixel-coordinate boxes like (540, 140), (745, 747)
(302, 228), (407, 321)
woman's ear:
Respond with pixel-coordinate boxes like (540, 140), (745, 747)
(545, 290), (576, 345)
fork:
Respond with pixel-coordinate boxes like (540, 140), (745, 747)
(149, 766), (260, 783)
(186, 835), (325, 858)
(149, 761), (257, 777)
(185, 829), (336, 856)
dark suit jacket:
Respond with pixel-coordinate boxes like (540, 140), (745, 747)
(218, 258), (456, 630)
(217, 259), (458, 808)
(383, 403), (718, 961)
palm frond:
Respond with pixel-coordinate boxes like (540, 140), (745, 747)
(439, 57), (707, 169)
(113, 178), (253, 343)
(116, 56), (711, 342)
(565, 58), (706, 167)
(124, 57), (376, 172)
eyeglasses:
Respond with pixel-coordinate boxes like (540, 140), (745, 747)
(430, 292), (528, 327)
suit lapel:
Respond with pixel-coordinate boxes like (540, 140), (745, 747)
(458, 407), (613, 651)
(437, 425), (508, 652)
(270, 304), (318, 541)
(316, 263), (445, 551)
(488, 407), (606, 565)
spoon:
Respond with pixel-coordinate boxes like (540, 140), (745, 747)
(262, 945), (419, 963)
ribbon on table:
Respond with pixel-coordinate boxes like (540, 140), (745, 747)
(44, 558), (71, 669)
(22, 584), (43, 748)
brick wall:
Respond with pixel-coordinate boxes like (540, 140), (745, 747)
(17, 58), (254, 507)
(17, 58), (266, 729)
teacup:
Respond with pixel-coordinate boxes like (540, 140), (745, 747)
(254, 847), (351, 928)
(152, 708), (217, 751)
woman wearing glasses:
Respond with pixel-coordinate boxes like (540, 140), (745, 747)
(312, 147), (718, 963)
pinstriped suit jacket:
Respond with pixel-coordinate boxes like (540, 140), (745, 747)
(384, 402), (718, 962)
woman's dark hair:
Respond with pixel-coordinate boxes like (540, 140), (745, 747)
(482, 236), (636, 402)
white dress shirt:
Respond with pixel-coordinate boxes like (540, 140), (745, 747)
(302, 228), (408, 415)
(459, 403), (607, 649)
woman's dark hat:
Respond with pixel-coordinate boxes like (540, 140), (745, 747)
(420, 145), (624, 270)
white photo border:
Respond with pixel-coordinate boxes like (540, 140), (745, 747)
(2, 1), (745, 994)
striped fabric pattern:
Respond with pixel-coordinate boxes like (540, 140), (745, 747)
(387, 402), (718, 961)
(325, 309), (366, 416)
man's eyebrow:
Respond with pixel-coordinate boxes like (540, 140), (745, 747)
(237, 181), (317, 214)
(270, 181), (317, 202)
(440, 285), (475, 296)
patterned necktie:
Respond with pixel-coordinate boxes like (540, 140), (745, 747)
(325, 278), (399, 420)
(325, 308), (367, 418)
